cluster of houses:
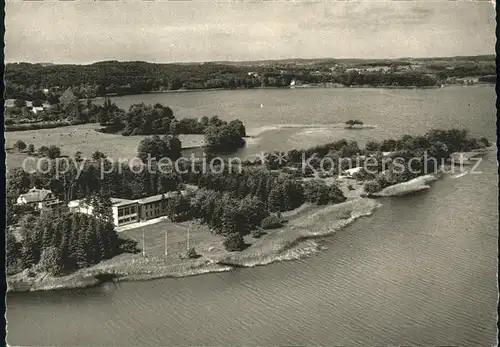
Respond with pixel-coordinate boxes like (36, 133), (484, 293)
(4, 88), (78, 118)
(16, 186), (197, 228)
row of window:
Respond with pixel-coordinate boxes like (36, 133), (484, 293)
(144, 209), (162, 218)
(144, 201), (162, 210)
(118, 216), (136, 225)
(118, 206), (137, 217)
(117, 203), (166, 217)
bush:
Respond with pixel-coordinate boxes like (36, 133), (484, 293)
(328, 184), (347, 204)
(92, 151), (106, 161)
(363, 180), (382, 194)
(14, 140), (27, 151)
(186, 247), (199, 259)
(347, 184), (355, 191)
(251, 228), (267, 239)
(261, 214), (283, 230)
(352, 167), (376, 181)
(365, 141), (380, 152)
(223, 233), (245, 251)
(14, 99), (27, 108)
(48, 145), (62, 159)
(118, 238), (140, 254)
(303, 180), (346, 205)
(345, 119), (363, 128)
(32, 99), (44, 107)
(479, 137), (490, 147)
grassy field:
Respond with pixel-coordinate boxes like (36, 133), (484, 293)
(5, 123), (206, 169)
(121, 220), (226, 261)
(87, 187), (379, 279)
(7, 176), (379, 292)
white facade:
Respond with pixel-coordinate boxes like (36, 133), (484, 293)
(342, 167), (363, 177)
(32, 106), (44, 115)
(68, 199), (94, 215)
(16, 188), (56, 208)
(112, 202), (139, 227)
(67, 188), (197, 228)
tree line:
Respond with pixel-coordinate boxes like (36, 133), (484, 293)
(7, 99), (247, 153)
(7, 127), (490, 259)
(359, 130), (491, 194)
(5, 58), (495, 101)
(7, 209), (139, 276)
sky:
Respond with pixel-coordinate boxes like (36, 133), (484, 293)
(4, 0), (496, 64)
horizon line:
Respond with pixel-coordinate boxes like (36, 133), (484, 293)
(5, 54), (495, 66)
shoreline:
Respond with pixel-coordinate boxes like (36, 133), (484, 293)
(7, 169), (449, 294)
(98, 82), (494, 98)
(7, 178), (378, 293)
(7, 147), (491, 294)
(7, 83), (492, 134)
(76, 82), (496, 103)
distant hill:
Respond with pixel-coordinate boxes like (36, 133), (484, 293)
(8, 55), (495, 68)
(211, 55), (495, 67)
(4, 55), (495, 101)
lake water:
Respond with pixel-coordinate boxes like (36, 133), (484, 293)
(6, 86), (498, 346)
(112, 86), (496, 159)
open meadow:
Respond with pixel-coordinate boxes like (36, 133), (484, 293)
(5, 123), (206, 169)
(87, 176), (371, 280)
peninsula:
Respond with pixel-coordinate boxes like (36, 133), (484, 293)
(6, 126), (492, 292)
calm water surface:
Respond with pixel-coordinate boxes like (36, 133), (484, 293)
(110, 86), (496, 158)
(7, 86), (498, 346)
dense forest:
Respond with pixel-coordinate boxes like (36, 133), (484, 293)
(4, 56), (495, 100)
(6, 206), (139, 276)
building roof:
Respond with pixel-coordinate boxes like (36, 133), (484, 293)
(183, 184), (199, 191)
(110, 198), (137, 207)
(19, 188), (54, 203)
(343, 167), (363, 175)
(136, 189), (197, 205)
(69, 197), (136, 209)
(68, 200), (82, 208)
(44, 200), (67, 208)
(137, 191), (182, 205)
(69, 190), (196, 209)
(4, 99), (15, 107)
(137, 194), (165, 205)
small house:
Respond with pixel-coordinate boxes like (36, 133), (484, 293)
(341, 167), (363, 178)
(17, 187), (57, 209)
(31, 106), (45, 115)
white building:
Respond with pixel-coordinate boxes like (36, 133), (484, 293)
(31, 106), (44, 115)
(69, 198), (139, 227)
(17, 187), (68, 215)
(341, 167), (363, 178)
(68, 186), (198, 227)
(17, 187), (57, 209)
(112, 198), (139, 227)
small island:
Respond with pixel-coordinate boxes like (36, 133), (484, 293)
(345, 119), (364, 129)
